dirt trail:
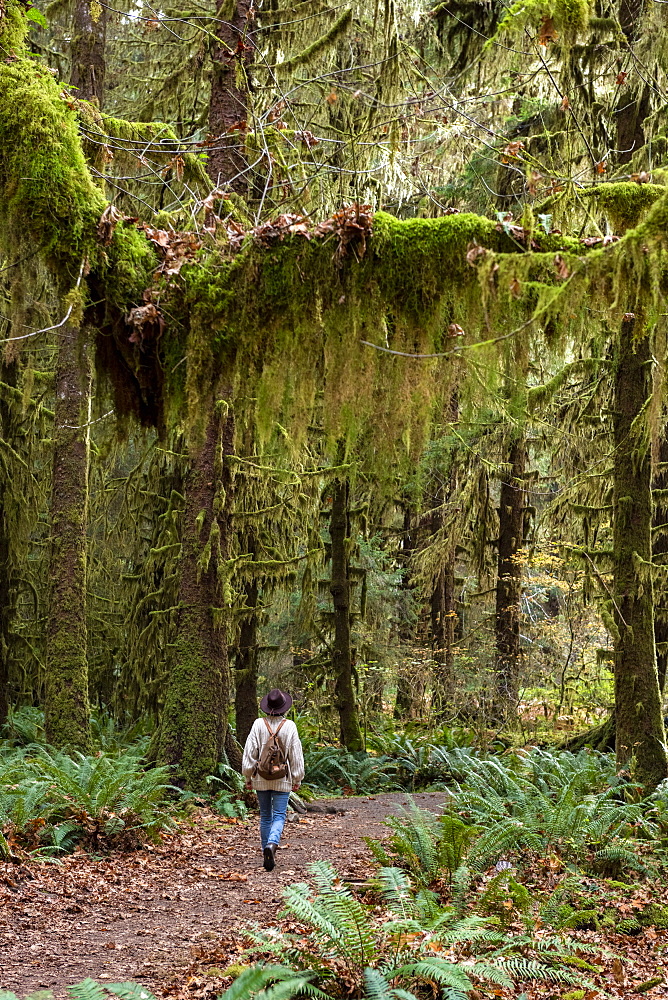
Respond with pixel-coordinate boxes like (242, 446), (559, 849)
(0, 792), (444, 997)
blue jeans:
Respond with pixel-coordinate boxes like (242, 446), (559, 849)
(256, 790), (290, 849)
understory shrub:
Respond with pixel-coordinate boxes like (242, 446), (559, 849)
(0, 745), (175, 854)
(236, 860), (580, 1000)
(303, 747), (399, 794)
(0, 982), (156, 1000)
(366, 748), (658, 915)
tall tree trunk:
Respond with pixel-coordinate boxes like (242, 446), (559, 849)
(612, 315), (668, 791)
(70, 0), (106, 105)
(0, 360), (17, 727)
(330, 478), (363, 750)
(652, 435), (668, 695)
(157, 392), (235, 789)
(430, 543), (457, 715)
(234, 577), (259, 746)
(430, 393), (459, 716)
(208, 0), (255, 193)
(44, 326), (92, 750)
(614, 0), (648, 165)
(494, 436), (526, 715)
(394, 506), (421, 718)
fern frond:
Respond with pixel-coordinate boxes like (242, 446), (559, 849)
(106, 985), (157, 1000)
(66, 980), (110, 1000)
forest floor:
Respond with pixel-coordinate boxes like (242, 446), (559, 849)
(0, 793), (443, 997)
(1, 790), (667, 1000)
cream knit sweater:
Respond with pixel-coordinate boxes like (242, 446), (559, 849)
(241, 716), (305, 792)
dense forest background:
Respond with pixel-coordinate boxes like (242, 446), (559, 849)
(2, 0), (668, 795)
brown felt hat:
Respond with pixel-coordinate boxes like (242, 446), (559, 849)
(260, 688), (293, 715)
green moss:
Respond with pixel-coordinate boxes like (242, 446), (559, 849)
(559, 908), (599, 930)
(280, 8), (353, 69)
(493, 0), (592, 44)
(639, 903), (668, 929)
(0, 15), (105, 281)
(557, 955), (602, 973)
(156, 629), (224, 790)
(582, 182), (667, 233)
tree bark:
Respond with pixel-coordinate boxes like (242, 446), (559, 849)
(494, 436), (525, 715)
(652, 435), (668, 695)
(330, 478), (363, 750)
(612, 315), (668, 791)
(157, 394), (234, 789)
(394, 506), (420, 718)
(430, 551), (457, 714)
(234, 577), (259, 746)
(0, 360), (17, 728)
(70, 0), (106, 105)
(44, 326), (92, 750)
(208, 0), (255, 192)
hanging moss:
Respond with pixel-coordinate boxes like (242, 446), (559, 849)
(279, 8), (353, 70)
(492, 0), (592, 44)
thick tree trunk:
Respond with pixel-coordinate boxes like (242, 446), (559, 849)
(70, 0), (106, 105)
(44, 326), (92, 750)
(208, 0), (255, 192)
(494, 436), (525, 715)
(330, 478), (363, 750)
(157, 395), (234, 789)
(612, 315), (668, 791)
(234, 578), (259, 746)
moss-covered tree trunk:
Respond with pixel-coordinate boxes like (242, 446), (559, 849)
(70, 0), (106, 105)
(330, 478), (363, 750)
(44, 326), (92, 750)
(208, 0), (255, 193)
(612, 315), (668, 791)
(234, 577), (259, 746)
(156, 394), (234, 789)
(494, 436), (525, 716)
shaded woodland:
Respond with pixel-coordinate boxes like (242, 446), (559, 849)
(3, 0), (668, 995)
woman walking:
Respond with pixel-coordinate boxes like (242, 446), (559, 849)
(242, 688), (304, 872)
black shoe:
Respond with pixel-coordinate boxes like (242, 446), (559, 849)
(263, 844), (277, 872)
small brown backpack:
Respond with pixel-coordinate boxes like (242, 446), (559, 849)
(254, 718), (289, 781)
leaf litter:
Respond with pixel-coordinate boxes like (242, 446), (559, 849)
(1, 791), (667, 999)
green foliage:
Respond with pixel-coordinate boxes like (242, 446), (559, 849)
(0, 745), (175, 851)
(206, 760), (249, 818)
(477, 871), (531, 928)
(449, 748), (656, 869)
(0, 981), (158, 1000)
(366, 806), (477, 887)
(238, 861), (579, 1000)
(303, 748), (397, 794)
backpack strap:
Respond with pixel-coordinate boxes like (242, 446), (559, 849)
(263, 717), (286, 737)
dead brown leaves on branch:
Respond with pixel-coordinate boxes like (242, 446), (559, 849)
(127, 290), (165, 348)
(226, 204), (374, 258)
(138, 225), (203, 277)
